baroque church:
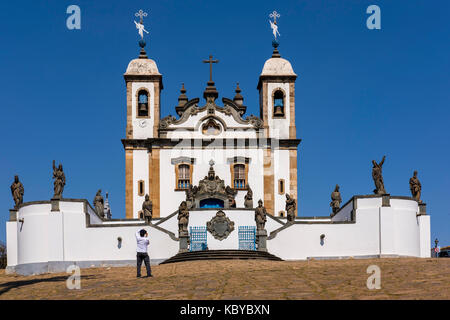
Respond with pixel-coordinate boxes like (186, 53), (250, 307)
(123, 41), (299, 220)
(5, 13), (431, 275)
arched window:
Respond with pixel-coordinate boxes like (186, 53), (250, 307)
(137, 90), (149, 117)
(177, 164), (191, 190)
(273, 90), (285, 118)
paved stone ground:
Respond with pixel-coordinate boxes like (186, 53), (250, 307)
(0, 258), (448, 300)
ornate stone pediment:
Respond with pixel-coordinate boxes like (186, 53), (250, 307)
(206, 210), (235, 241)
(185, 161), (237, 209)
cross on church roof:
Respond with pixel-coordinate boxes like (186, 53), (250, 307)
(203, 55), (219, 82)
(135, 9), (148, 24)
(269, 10), (280, 24)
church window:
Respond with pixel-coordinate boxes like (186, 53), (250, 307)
(233, 164), (246, 190)
(176, 163), (191, 190)
(279, 211), (285, 217)
(137, 90), (149, 117)
(138, 180), (145, 196)
(278, 179), (285, 195)
(273, 90), (285, 118)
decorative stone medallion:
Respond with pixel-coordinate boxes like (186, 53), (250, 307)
(206, 210), (235, 241)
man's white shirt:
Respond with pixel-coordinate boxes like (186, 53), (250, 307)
(136, 230), (149, 253)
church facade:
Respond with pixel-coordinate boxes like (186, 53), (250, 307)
(5, 38), (431, 276)
(122, 45), (299, 220)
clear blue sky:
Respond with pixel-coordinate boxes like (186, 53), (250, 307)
(0, 1), (449, 246)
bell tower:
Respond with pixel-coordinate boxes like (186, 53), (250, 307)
(257, 39), (299, 218)
(123, 10), (163, 219)
(257, 41), (297, 139)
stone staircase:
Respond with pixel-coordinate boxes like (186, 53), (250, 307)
(160, 249), (283, 264)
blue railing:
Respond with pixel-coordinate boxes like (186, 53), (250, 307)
(238, 226), (256, 251)
(189, 226), (207, 252)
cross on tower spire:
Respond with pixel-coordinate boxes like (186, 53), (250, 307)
(203, 55), (219, 82)
(202, 55), (219, 103)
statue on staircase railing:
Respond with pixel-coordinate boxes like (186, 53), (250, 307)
(177, 201), (189, 234)
(93, 189), (105, 218)
(244, 185), (253, 208)
(52, 160), (66, 199)
(285, 194), (296, 223)
(142, 194), (153, 223)
(330, 184), (342, 216)
(409, 170), (422, 203)
(10, 175), (24, 209)
(254, 199), (267, 231)
(372, 155), (386, 195)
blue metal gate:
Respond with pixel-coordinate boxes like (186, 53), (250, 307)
(189, 226), (207, 252)
(239, 226), (256, 250)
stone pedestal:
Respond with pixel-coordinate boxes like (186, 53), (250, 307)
(51, 198), (60, 212)
(179, 230), (190, 253)
(418, 203), (427, 216)
(382, 194), (391, 207)
(256, 229), (268, 252)
(9, 209), (18, 222)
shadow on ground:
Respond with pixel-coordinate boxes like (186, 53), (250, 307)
(0, 275), (97, 296)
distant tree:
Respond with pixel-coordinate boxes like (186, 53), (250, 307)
(0, 241), (6, 269)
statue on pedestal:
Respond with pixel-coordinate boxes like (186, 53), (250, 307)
(372, 155), (386, 195)
(286, 194), (296, 222)
(177, 201), (189, 234)
(330, 184), (342, 215)
(93, 189), (104, 218)
(185, 184), (197, 209)
(409, 171), (422, 203)
(10, 175), (24, 208)
(52, 160), (66, 199)
(255, 199), (267, 231)
(142, 194), (153, 223)
(226, 186), (237, 208)
(244, 185), (253, 208)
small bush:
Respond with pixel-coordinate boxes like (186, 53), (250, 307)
(0, 242), (6, 269)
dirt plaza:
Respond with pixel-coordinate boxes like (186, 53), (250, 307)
(0, 258), (448, 300)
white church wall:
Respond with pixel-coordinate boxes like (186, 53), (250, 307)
(133, 149), (149, 218)
(418, 215), (431, 258)
(6, 221), (18, 267)
(267, 82), (290, 139)
(6, 197), (430, 275)
(131, 82), (155, 139)
(268, 207), (380, 260)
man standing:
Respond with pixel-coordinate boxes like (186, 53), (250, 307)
(135, 229), (152, 278)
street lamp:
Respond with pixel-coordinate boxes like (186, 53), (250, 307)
(434, 238), (439, 248)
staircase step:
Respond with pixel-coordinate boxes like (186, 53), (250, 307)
(160, 249), (283, 264)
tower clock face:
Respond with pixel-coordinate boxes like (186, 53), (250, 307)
(138, 119), (147, 128)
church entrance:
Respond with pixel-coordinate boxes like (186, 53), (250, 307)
(199, 198), (224, 208)
(238, 226), (256, 251)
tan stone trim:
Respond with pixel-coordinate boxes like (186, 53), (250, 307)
(150, 148), (160, 217)
(135, 87), (151, 119)
(125, 150), (133, 219)
(289, 149), (298, 215)
(126, 82), (133, 139)
(271, 87), (287, 119)
(153, 82), (160, 137)
(263, 148), (274, 214)
(289, 82), (296, 139)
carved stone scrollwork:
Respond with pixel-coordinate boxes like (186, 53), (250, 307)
(206, 210), (235, 241)
(160, 115), (176, 129)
